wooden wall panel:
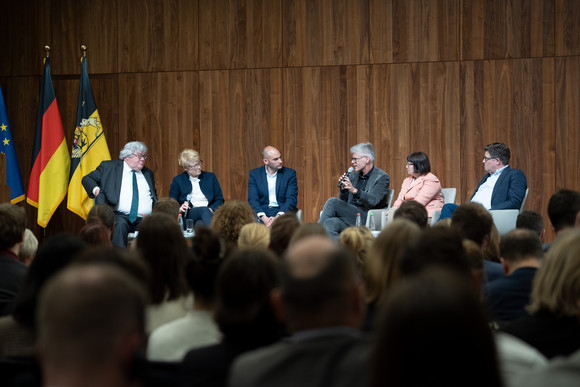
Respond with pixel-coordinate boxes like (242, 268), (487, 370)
(199, 0), (282, 70)
(461, 0), (556, 60)
(118, 0), (198, 72)
(370, 0), (460, 64)
(283, 0), (370, 67)
(49, 0), (118, 75)
(556, 0), (580, 56)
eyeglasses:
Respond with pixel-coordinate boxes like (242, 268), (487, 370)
(405, 163), (413, 167)
(483, 156), (496, 162)
(351, 157), (365, 162)
(132, 153), (147, 160)
(187, 161), (203, 169)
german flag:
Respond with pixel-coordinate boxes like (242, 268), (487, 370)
(27, 57), (70, 227)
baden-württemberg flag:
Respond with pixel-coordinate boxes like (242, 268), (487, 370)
(67, 56), (110, 219)
(0, 87), (25, 203)
(27, 57), (70, 227)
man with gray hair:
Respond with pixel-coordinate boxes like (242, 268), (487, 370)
(83, 141), (158, 247)
(319, 142), (390, 240)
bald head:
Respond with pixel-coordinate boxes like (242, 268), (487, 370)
(262, 146), (283, 174)
(285, 235), (336, 278)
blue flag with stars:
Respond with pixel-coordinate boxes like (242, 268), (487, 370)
(0, 86), (25, 203)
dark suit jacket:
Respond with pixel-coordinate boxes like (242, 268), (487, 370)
(483, 266), (537, 322)
(82, 160), (158, 207)
(339, 166), (390, 212)
(0, 253), (27, 317)
(229, 332), (370, 387)
(471, 166), (527, 210)
(248, 166), (297, 214)
(169, 171), (224, 211)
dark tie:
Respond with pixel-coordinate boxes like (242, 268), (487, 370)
(129, 170), (139, 223)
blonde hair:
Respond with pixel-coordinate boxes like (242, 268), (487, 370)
(19, 228), (39, 265)
(528, 229), (580, 317)
(238, 223), (270, 249)
(339, 227), (374, 274)
(178, 149), (200, 169)
(365, 219), (421, 305)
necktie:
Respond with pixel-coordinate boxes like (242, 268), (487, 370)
(129, 170), (139, 223)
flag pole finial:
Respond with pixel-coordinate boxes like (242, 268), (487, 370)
(81, 45), (87, 57)
(44, 45), (51, 58)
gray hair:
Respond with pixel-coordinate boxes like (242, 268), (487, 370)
(350, 142), (375, 163)
(119, 141), (148, 159)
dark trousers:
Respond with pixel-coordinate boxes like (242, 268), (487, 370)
(113, 211), (143, 248)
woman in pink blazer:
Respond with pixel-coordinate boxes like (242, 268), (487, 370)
(391, 152), (444, 217)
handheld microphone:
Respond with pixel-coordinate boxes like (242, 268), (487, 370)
(185, 193), (192, 218)
(337, 167), (355, 187)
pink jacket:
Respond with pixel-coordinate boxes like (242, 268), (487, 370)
(392, 172), (444, 216)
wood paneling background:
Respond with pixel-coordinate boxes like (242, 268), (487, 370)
(0, 0), (578, 243)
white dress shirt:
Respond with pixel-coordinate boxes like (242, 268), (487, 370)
(471, 165), (508, 210)
(117, 162), (153, 216)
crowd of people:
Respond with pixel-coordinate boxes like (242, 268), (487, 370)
(1, 140), (580, 387)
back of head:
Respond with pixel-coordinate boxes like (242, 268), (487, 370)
(238, 223), (270, 249)
(0, 203), (26, 250)
(288, 222), (328, 246)
(393, 200), (428, 228)
(528, 229), (580, 317)
(372, 269), (502, 387)
(269, 213), (301, 257)
(548, 189), (580, 232)
(366, 219), (421, 305)
(500, 229), (543, 264)
(136, 213), (189, 304)
(485, 142), (510, 165)
(37, 263), (146, 370)
(19, 229), (38, 265)
(79, 222), (113, 247)
(339, 226), (374, 274)
(451, 202), (493, 247)
(214, 248), (281, 347)
(400, 227), (471, 280)
(152, 197), (180, 220)
(281, 236), (360, 330)
(516, 210), (544, 236)
(211, 200), (255, 245)
(86, 203), (115, 230)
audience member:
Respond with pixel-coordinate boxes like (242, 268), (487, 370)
(18, 229), (38, 266)
(0, 234), (87, 358)
(0, 203), (27, 317)
(502, 229), (580, 359)
(364, 219), (421, 331)
(136, 213), (192, 333)
(37, 263), (147, 387)
(86, 203), (115, 232)
(288, 222), (328, 246)
(483, 229), (543, 323)
(268, 212), (301, 257)
(181, 248), (283, 387)
(483, 223), (501, 263)
(463, 239), (485, 297)
(211, 200), (255, 247)
(152, 197), (181, 221)
(229, 236), (369, 387)
(237, 223), (270, 249)
(545, 189), (580, 251)
(392, 200), (429, 228)
(338, 226), (374, 275)
(79, 222), (113, 247)
(147, 228), (225, 361)
(516, 210), (545, 242)
(371, 269), (503, 387)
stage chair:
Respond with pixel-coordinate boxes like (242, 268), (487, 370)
(365, 188), (395, 230)
(489, 187), (529, 236)
(430, 188), (457, 226)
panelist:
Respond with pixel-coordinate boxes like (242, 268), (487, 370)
(319, 142), (390, 240)
(390, 151), (444, 218)
(439, 142), (527, 219)
(248, 146), (298, 228)
(82, 141), (158, 248)
(169, 149), (224, 228)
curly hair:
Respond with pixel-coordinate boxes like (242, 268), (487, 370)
(211, 200), (255, 245)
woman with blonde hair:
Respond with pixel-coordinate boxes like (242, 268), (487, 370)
(363, 219), (421, 331)
(238, 223), (270, 249)
(169, 149), (224, 228)
(211, 200), (255, 247)
(339, 226), (374, 275)
(502, 229), (580, 358)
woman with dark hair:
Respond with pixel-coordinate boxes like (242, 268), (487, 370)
(181, 248), (284, 387)
(135, 213), (192, 333)
(390, 151), (444, 218)
(78, 222), (113, 247)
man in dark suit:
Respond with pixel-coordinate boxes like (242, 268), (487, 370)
(248, 146), (297, 227)
(0, 203), (27, 317)
(319, 142), (390, 240)
(483, 229), (542, 322)
(82, 141), (158, 248)
(440, 142), (527, 219)
(229, 235), (369, 387)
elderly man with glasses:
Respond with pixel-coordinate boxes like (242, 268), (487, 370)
(83, 141), (158, 247)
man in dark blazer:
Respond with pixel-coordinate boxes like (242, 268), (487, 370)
(82, 141), (157, 248)
(228, 235), (369, 387)
(0, 203), (27, 317)
(319, 142), (390, 240)
(248, 146), (297, 227)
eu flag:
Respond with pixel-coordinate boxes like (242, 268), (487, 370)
(0, 87), (25, 203)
